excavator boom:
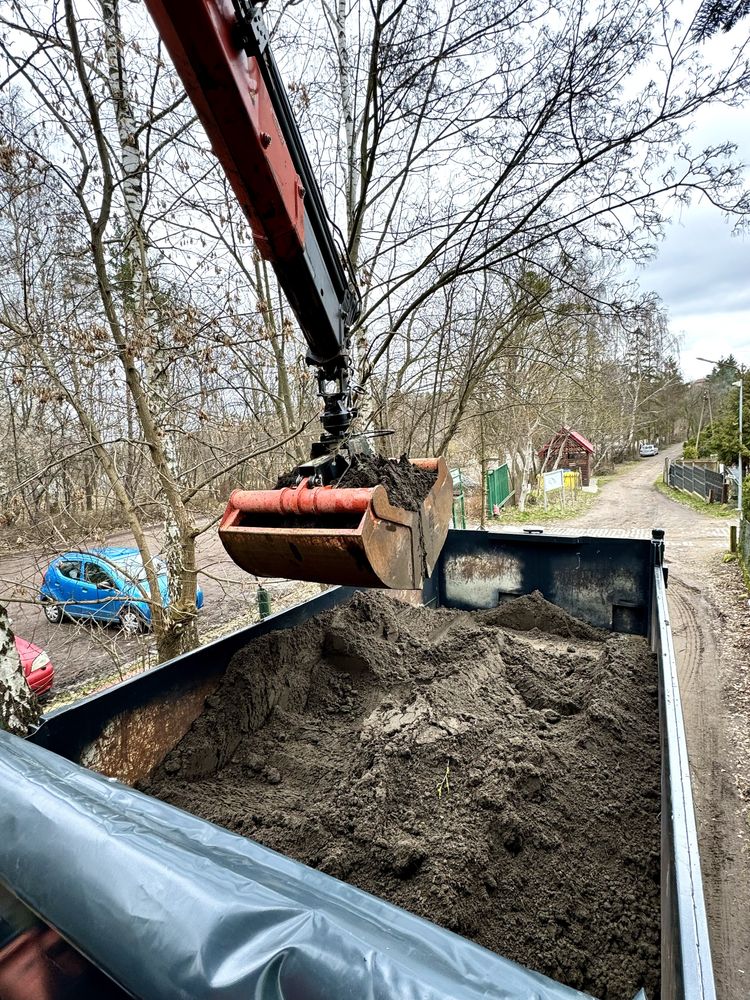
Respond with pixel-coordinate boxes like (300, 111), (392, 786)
(144, 0), (452, 588)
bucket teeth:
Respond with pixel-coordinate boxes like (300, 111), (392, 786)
(218, 458), (453, 589)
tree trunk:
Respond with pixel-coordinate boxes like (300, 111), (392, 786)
(479, 408), (486, 529)
(99, 0), (199, 659)
(0, 604), (40, 736)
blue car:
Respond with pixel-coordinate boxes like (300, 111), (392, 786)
(40, 547), (204, 634)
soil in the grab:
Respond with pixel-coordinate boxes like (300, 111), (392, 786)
(275, 454), (437, 510)
(142, 590), (661, 999)
(335, 454), (437, 509)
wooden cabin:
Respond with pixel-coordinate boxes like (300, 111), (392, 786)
(538, 427), (594, 486)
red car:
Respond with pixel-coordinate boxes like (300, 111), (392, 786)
(14, 637), (54, 696)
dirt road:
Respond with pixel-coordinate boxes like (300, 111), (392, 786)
(0, 517), (317, 694)
(494, 446), (749, 999)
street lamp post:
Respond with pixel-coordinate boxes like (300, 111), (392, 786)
(734, 379), (744, 515)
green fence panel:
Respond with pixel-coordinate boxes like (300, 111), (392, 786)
(486, 464), (511, 516)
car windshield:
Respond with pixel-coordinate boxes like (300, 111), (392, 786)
(117, 556), (168, 582)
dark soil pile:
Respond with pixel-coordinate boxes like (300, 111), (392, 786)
(142, 591), (661, 999)
(335, 454), (437, 509)
(275, 454), (437, 510)
(474, 589), (609, 641)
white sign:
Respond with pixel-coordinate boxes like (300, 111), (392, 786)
(543, 469), (564, 492)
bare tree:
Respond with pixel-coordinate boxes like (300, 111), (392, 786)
(275, 0), (750, 425)
(0, 0), (745, 715)
(0, 2), (304, 661)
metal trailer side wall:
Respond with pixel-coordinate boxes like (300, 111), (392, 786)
(652, 565), (716, 999)
(437, 530), (654, 634)
(0, 529), (715, 999)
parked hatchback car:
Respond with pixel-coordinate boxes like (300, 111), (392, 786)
(639, 442), (659, 457)
(40, 548), (204, 634)
(14, 636), (54, 696)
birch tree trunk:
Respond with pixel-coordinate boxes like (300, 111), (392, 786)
(332, 0), (358, 235)
(0, 604), (40, 736)
(327, 0), (371, 424)
(100, 0), (199, 659)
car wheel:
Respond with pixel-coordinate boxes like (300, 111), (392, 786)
(43, 602), (63, 624)
(119, 606), (145, 636)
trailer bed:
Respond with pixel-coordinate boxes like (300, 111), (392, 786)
(0, 530), (715, 999)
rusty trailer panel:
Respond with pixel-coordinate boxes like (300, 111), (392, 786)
(77, 674), (219, 784)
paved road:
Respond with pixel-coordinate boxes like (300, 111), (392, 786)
(494, 445), (748, 999)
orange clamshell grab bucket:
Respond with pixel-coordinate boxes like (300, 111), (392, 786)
(218, 458), (453, 589)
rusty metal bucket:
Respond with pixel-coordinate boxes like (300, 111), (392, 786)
(218, 458), (453, 589)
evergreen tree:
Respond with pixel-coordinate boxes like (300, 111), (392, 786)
(699, 370), (749, 463)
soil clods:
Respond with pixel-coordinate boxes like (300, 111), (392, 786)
(276, 454), (437, 510)
(143, 590), (661, 999)
(335, 454), (437, 510)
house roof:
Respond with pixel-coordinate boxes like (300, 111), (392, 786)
(538, 427), (594, 456)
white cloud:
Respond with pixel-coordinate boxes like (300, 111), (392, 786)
(642, 204), (750, 315)
(672, 311), (750, 380)
(632, 28), (750, 382)
(636, 191), (750, 380)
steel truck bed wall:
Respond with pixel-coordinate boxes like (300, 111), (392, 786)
(0, 529), (715, 999)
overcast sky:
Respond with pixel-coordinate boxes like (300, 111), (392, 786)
(633, 25), (750, 382)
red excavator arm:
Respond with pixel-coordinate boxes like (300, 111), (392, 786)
(144, 0), (452, 588)
(144, 0), (359, 445)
